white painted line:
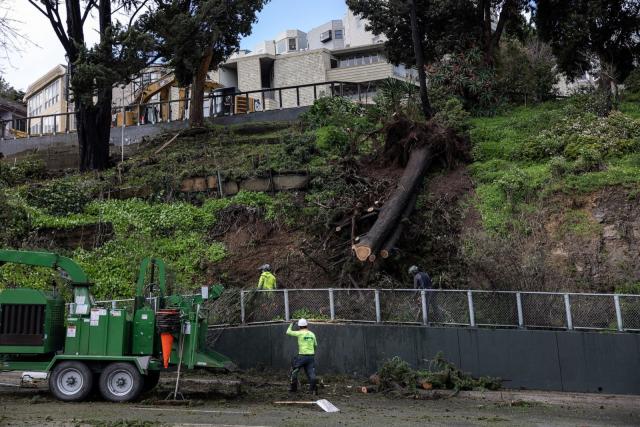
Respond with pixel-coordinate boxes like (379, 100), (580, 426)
(132, 407), (250, 415)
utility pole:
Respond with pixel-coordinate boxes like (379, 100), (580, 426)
(121, 85), (126, 163)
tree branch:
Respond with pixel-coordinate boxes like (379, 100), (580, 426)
(81, 0), (98, 25)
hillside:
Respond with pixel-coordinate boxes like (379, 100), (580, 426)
(1, 97), (639, 298)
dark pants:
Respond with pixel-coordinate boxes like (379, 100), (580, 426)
(290, 355), (316, 392)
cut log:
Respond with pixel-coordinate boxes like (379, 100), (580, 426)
(379, 192), (419, 259)
(353, 146), (432, 262)
(360, 386), (377, 394)
(369, 374), (381, 385)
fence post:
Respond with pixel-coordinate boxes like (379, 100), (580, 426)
(111, 300), (117, 310)
(284, 289), (290, 321)
(421, 290), (428, 326)
(516, 292), (524, 328)
(40, 116), (44, 136)
(313, 85), (317, 101)
(329, 289), (335, 321)
(295, 87), (300, 106)
(245, 93), (250, 114)
(564, 294), (573, 330)
(614, 294), (623, 332)
(374, 290), (381, 323)
(467, 290), (476, 327)
(279, 89), (283, 109)
(240, 290), (246, 324)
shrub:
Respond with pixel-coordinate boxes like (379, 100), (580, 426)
(565, 87), (615, 117)
(22, 177), (94, 215)
(428, 48), (501, 115)
(373, 77), (422, 120)
(622, 68), (640, 101)
(0, 159), (47, 187)
(432, 97), (471, 134)
(496, 38), (559, 104)
(301, 96), (366, 129)
(315, 125), (349, 153)
(549, 156), (570, 179)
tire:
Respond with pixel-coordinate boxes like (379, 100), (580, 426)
(99, 363), (144, 402)
(49, 361), (93, 402)
(142, 370), (161, 393)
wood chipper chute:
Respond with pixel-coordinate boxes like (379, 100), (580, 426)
(0, 250), (234, 403)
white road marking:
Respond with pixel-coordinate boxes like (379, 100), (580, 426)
(132, 406), (250, 415)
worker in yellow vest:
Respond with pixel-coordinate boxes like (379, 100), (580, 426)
(257, 264), (277, 290)
(286, 318), (318, 394)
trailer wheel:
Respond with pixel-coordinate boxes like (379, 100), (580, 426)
(49, 361), (93, 402)
(143, 371), (161, 393)
(99, 363), (143, 402)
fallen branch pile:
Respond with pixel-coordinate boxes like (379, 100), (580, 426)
(361, 355), (501, 398)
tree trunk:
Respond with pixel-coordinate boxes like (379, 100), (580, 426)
(189, 46), (214, 127)
(353, 146), (432, 261)
(76, 95), (111, 171)
(409, 0), (432, 119)
(379, 192), (418, 259)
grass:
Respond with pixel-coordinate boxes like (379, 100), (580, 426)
(469, 99), (640, 234)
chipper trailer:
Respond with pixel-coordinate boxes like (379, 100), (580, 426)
(0, 250), (234, 402)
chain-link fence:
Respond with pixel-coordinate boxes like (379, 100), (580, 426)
(94, 289), (640, 333)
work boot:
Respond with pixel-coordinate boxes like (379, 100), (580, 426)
(289, 381), (298, 393)
(309, 380), (318, 396)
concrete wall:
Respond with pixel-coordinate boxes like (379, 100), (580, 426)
(1, 107), (309, 166)
(210, 323), (640, 395)
(273, 51), (331, 108)
(327, 62), (395, 83)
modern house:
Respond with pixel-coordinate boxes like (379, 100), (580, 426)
(21, 8), (415, 131)
(0, 97), (27, 138)
(23, 64), (70, 134)
(210, 8), (416, 111)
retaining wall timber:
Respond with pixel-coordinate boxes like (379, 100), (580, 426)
(210, 323), (640, 395)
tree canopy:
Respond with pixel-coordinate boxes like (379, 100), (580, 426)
(535, 0), (640, 87)
(346, 0), (530, 66)
(142, 0), (268, 126)
(28, 0), (156, 170)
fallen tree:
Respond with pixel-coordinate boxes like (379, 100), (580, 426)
(353, 118), (469, 262)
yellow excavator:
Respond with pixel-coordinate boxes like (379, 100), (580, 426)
(125, 73), (223, 125)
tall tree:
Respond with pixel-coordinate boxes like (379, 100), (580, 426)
(143, 0), (268, 127)
(347, 0), (529, 66)
(535, 0), (640, 98)
(28, 1), (155, 171)
(409, 0), (431, 118)
(0, 76), (24, 102)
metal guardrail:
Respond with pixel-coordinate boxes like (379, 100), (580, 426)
(0, 80), (378, 140)
(95, 289), (640, 333)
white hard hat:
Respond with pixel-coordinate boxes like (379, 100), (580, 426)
(298, 318), (308, 327)
(408, 265), (419, 275)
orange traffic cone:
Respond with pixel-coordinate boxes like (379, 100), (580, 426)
(160, 332), (174, 368)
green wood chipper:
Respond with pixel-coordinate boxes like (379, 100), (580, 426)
(0, 250), (234, 402)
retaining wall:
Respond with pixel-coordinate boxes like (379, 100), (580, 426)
(0, 107), (309, 166)
(210, 323), (640, 395)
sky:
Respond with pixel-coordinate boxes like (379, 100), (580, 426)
(1, 0), (348, 92)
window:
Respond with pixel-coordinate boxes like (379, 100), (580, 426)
(335, 29), (343, 39)
(335, 53), (382, 68)
(288, 38), (297, 51)
(320, 30), (332, 43)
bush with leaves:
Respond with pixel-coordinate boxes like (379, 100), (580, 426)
(432, 97), (471, 134)
(0, 160), (47, 187)
(565, 86), (617, 118)
(372, 78), (422, 120)
(623, 68), (640, 101)
(428, 48), (501, 115)
(22, 177), (95, 215)
(301, 96), (367, 129)
(517, 109), (640, 163)
(497, 38), (559, 104)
